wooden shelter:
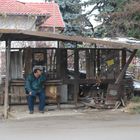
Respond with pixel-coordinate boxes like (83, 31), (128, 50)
(0, 29), (140, 119)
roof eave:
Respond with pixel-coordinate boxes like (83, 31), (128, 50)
(0, 29), (139, 49)
(0, 13), (50, 16)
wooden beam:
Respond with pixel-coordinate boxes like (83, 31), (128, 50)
(97, 49), (100, 75)
(115, 49), (137, 84)
(74, 48), (79, 78)
(4, 40), (11, 119)
(86, 49), (90, 79)
(0, 29), (140, 49)
(74, 48), (79, 106)
(73, 81), (79, 107)
(57, 41), (60, 48)
(56, 48), (61, 79)
(86, 49), (95, 79)
(0, 33), (3, 38)
(90, 49), (95, 78)
(121, 49), (126, 69)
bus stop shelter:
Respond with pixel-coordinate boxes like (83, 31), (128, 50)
(0, 29), (140, 119)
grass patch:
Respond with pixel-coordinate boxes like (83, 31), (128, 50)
(131, 96), (140, 103)
(129, 105), (140, 114)
(130, 96), (140, 103)
(124, 96), (140, 114)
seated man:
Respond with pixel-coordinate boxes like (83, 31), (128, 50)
(25, 66), (46, 114)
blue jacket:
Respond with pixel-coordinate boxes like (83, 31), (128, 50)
(25, 73), (46, 94)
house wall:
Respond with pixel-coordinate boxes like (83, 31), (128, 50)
(10, 51), (23, 79)
(0, 15), (36, 81)
(0, 14), (60, 82)
(0, 15), (36, 30)
(0, 44), (6, 84)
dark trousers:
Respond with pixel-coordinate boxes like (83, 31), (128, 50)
(27, 90), (46, 111)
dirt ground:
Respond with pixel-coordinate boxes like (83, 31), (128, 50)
(0, 104), (140, 140)
(0, 104), (132, 120)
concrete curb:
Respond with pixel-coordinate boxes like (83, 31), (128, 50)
(9, 110), (84, 120)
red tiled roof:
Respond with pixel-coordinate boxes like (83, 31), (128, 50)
(0, 0), (65, 28)
(25, 2), (65, 28)
(0, 0), (49, 16)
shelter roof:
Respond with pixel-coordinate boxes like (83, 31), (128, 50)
(0, 29), (140, 49)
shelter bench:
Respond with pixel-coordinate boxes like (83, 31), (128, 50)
(1, 80), (62, 109)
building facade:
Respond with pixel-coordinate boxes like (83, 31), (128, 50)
(0, 0), (65, 83)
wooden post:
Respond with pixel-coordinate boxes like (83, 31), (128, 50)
(115, 49), (137, 84)
(57, 41), (60, 48)
(61, 49), (67, 80)
(122, 49), (126, 69)
(74, 48), (79, 106)
(86, 49), (95, 79)
(97, 49), (100, 73)
(56, 48), (61, 79)
(4, 40), (11, 119)
(56, 48), (67, 79)
(90, 49), (95, 79)
(24, 47), (32, 77)
(86, 49), (90, 79)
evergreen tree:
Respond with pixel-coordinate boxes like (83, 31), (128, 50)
(57, 0), (94, 36)
(108, 0), (140, 39)
(92, 0), (140, 39)
(56, 0), (140, 38)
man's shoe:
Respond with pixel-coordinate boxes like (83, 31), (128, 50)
(29, 111), (34, 114)
(39, 111), (44, 114)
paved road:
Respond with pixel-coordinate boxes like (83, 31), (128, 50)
(0, 110), (140, 140)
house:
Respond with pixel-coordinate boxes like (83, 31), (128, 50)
(0, 0), (65, 31)
(0, 0), (65, 83)
(25, 2), (65, 32)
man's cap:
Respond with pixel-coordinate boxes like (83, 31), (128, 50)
(33, 65), (43, 72)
